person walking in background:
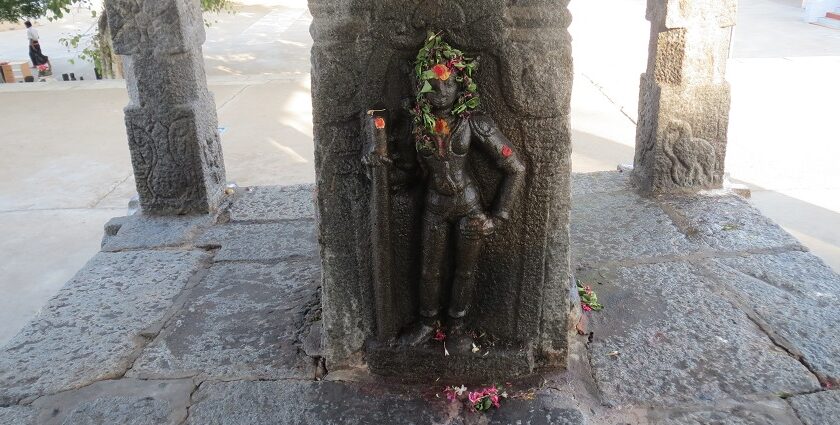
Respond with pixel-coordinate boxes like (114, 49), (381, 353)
(25, 21), (49, 68)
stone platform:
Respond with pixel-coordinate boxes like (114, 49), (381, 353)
(1, 172), (838, 424)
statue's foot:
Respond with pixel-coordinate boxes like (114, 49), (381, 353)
(398, 321), (437, 347)
(447, 321), (477, 354)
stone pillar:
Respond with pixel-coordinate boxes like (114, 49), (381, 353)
(310, 0), (574, 380)
(106, 0), (226, 215)
(634, 0), (736, 191)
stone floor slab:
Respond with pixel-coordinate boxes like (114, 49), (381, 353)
(196, 221), (317, 261)
(0, 250), (208, 405)
(102, 214), (216, 252)
(646, 397), (802, 424)
(129, 259), (320, 381)
(571, 191), (694, 267)
(571, 170), (635, 197)
(584, 261), (820, 407)
(229, 184), (315, 222)
(30, 378), (194, 425)
(0, 406), (35, 425)
(479, 392), (586, 425)
(708, 252), (840, 385)
(187, 380), (462, 425)
(787, 390), (840, 425)
(662, 193), (803, 252)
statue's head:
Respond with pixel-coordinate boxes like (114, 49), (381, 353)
(425, 77), (459, 109)
(411, 32), (480, 153)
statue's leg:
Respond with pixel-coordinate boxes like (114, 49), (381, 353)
(419, 211), (450, 318)
(400, 210), (449, 346)
(448, 214), (485, 319)
(446, 213), (486, 353)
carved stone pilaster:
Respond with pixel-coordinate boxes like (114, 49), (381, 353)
(310, 0), (574, 380)
(634, 0), (736, 191)
(106, 0), (225, 214)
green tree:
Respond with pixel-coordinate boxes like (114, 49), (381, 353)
(1, 0), (230, 22)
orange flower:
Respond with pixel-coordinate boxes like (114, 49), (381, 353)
(374, 117), (385, 129)
(432, 64), (451, 81)
(501, 145), (513, 158)
(434, 118), (450, 135)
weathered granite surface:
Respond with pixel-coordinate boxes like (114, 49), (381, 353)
(228, 184), (315, 222)
(30, 378), (193, 425)
(105, 0), (226, 214)
(788, 390), (840, 425)
(645, 397), (802, 425)
(571, 170), (636, 197)
(634, 0), (736, 191)
(0, 406), (35, 425)
(187, 380), (460, 425)
(197, 221), (317, 261)
(708, 252), (840, 385)
(0, 250), (208, 405)
(1, 175), (837, 424)
(662, 193), (804, 252)
(102, 213), (216, 251)
(571, 191), (694, 266)
(584, 261), (819, 407)
(129, 260), (320, 381)
(310, 0), (575, 372)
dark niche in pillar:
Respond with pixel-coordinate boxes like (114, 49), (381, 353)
(311, 0), (574, 384)
(360, 34), (553, 382)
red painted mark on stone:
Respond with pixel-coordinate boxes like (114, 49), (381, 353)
(501, 145), (513, 158)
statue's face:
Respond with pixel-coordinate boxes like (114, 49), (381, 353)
(425, 77), (459, 109)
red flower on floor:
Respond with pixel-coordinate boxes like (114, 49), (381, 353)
(433, 329), (446, 341)
(374, 117), (385, 129)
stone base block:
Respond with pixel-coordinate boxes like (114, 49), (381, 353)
(366, 343), (535, 384)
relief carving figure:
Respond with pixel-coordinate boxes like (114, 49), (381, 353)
(364, 34), (525, 353)
(662, 119), (717, 186)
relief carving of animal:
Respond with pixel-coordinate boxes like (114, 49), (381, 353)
(662, 119), (717, 186)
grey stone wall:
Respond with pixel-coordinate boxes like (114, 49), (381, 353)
(106, 0), (226, 215)
(310, 0), (574, 373)
(634, 0), (736, 191)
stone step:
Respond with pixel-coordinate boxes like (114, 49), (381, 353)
(816, 16), (840, 29)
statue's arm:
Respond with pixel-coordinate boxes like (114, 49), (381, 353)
(470, 115), (526, 220)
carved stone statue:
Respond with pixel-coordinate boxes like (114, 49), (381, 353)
(364, 34), (525, 353)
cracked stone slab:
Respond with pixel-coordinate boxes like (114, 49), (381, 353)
(30, 378), (193, 425)
(571, 171), (635, 197)
(187, 380), (462, 424)
(584, 261), (820, 407)
(788, 390), (840, 425)
(196, 221), (317, 261)
(646, 397), (802, 424)
(0, 250), (208, 405)
(129, 259), (320, 380)
(661, 193), (803, 252)
(229, 184), (315, 222)
(480, 391), (585, 425)
(571, 191), (695, 266)
(708, 251), (840, 385)
(0, 406), (35, 425)
(102, 213), (216, 251)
